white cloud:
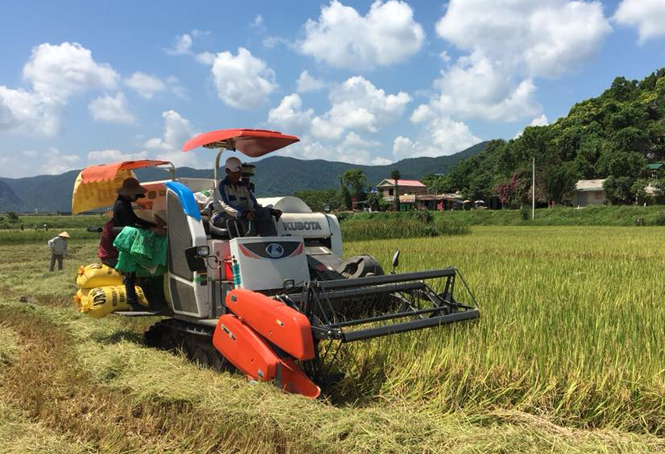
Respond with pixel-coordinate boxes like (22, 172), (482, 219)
(277, 134), (390, 165)
(263, 36), (290, 49)
(614, 0), (665, 42)
(23, 42), (118, 100)
(166, 30), (209, 55)
(87, 149), (149, 163)
(310, 76), (411, 139)
(341, 131), (381, 149)
(167, 33), (194, 55)
(125, 72), (166, 99)
(251, 14), (266, 32)
(267, 94), (314, 132)
(39, 147), (81, 175)
(393, 116), (481, 160)
(299, 0), (425, 69)
(88, 92), (134, 124)
(0, 149), (49, 177)
(166, 30), (214, 64)
(1, 42), (122, 136)
(0, 86), (60, 135)
(431, 53), (541, 121)
(410, 104), (434, 124)
(529, 114), (549, 127)
(514, 114), (549, 138)
(0, 147), (79, 177)
(165, 76), (187, 98)
(436, 0), (611, 79)
(195, 51), (216, 65)
(210, 48), (277, 109)
(144, 110), (202, 168)
(296, 70), (325, 93)
(144, 110), (194, 151)
(427, 0), (611, 125)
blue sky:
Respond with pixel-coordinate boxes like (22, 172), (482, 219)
(1, 0), (664, 177)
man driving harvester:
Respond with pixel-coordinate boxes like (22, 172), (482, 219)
(211, 156), (281, 236)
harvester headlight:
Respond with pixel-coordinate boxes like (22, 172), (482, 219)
(283, 279), (295, 289)
(196, 246), (210, 258)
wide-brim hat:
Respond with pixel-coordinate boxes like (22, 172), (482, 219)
(117, 177), (148, 197)
(58, 231), (70, 238)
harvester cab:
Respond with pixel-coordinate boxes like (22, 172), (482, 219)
(73, 128), (480, 399)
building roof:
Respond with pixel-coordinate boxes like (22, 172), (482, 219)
(574, 179), (606, 192)
(647, 163), (664, 170)
(376, 179), (426, 188)
(383, 193), (463, 202)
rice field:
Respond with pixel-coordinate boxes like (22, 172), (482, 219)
(0, 226), (664, 453)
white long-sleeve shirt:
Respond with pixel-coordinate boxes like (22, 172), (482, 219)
(47, 236), (68, 255)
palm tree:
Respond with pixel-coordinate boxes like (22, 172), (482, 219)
(391, 169), (401, 211)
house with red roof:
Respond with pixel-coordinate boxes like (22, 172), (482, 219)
(376, 178), (428, 198)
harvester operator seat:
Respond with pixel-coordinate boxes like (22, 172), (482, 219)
(200, 204), (230, 240)
(201, 214), (230, 240)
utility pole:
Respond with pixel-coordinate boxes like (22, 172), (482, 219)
(532, 157), (535, 220)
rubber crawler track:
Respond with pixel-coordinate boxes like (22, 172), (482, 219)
(145, 319), (229, 372)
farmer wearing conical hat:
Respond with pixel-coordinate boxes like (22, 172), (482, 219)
(47, 231), (69, 271)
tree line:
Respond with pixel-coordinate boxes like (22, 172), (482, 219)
(294, 168), (404, 212)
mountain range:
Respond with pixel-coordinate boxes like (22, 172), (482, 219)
(0, 142), (486, 213)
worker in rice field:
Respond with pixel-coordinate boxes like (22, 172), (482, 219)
(47, 231), (69, 271)
(113, 177), (165, 310)
(211, 156), (281, 236)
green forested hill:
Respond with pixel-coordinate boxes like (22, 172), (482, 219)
(0, 180), (23, 211)
(0, 142), (486, 212)
(430, 68), (665, 206)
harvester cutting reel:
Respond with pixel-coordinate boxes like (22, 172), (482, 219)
(287, 267), (480, 386)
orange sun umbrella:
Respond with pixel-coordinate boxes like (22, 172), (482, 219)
(71, 160), (173, 214)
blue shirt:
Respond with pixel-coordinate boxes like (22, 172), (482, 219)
(215, 177), (260, 219)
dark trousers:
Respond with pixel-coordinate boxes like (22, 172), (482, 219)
(123, 272), (140, 308)
(50, 254), (63, 271)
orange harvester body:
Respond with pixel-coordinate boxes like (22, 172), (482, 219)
(212, 290), (320, 398)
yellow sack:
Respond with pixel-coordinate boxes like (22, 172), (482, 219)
(77, 285), (148, 319)
(76, 263), (123, 289)
(73, 288), (91, 312)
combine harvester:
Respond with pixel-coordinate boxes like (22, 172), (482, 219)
(73, 129), (480, 398)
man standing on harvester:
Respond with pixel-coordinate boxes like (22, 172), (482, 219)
(212, 156), (281, 236)
(113, 177), (165, 310)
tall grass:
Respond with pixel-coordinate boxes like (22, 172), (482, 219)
(343, 205), (665, 227)
(343, 226), (665, 433)
(341, 213), (469, 241)
(0, 228), (98, 245)
(0, 214), (105, 230)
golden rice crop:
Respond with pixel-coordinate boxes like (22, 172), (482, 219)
(0, 226), (664, 453)
(343, 226), (665, 433)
